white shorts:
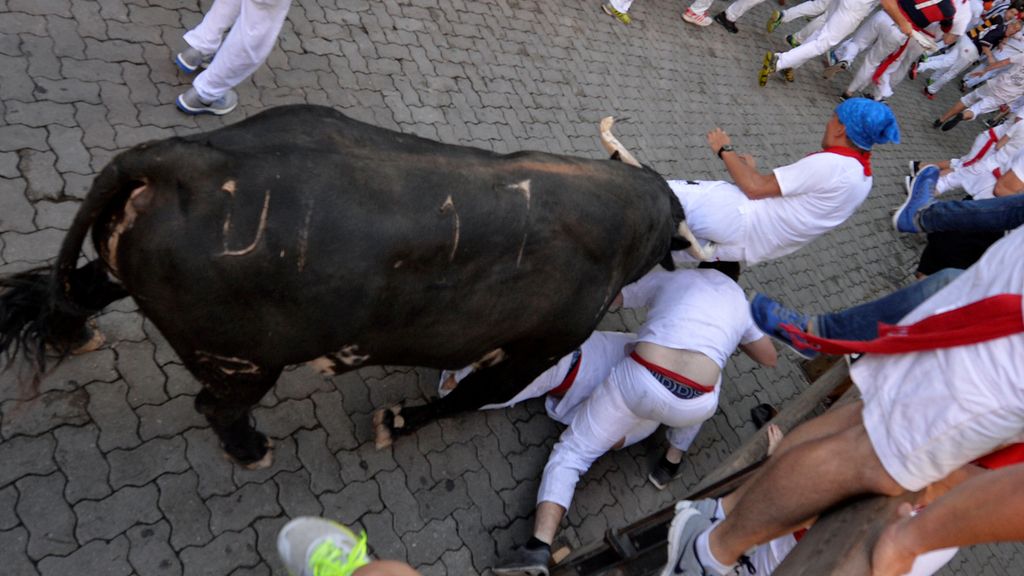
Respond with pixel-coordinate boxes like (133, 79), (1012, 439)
(668, 180), (751, 263)
(962, 87), (1005, 118)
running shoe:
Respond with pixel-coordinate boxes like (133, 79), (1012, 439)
(649, 455), (681, 490)
(893, 165), (939, 234)
(908, 160), (921, 178)
(782, 67), (794, 82)
(277, 517), (370, 576)
(659, 502), (717, 576)
(176, 87), (238, 115)
(714, 11), (739, 33)
(759, 51), (778, 86)
(602, 3), (632, 24)
(682, 8), (713, 26)
(785, 33), (800, 47)
(749, 293), (818, 359)
(174, 47), (213, 74)
(766, 9), (783, 32)
(494, 545), (551, 576)
(941, 112), (964, 131)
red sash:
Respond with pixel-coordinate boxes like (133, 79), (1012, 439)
(548, 350), (582, 398)
(963, 128), (999, 168)
(817, 146), (872, 176)
(781, 294), (1023, 355)
(975, 443), (1024, 469)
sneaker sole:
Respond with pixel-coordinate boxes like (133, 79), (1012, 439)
(176, 95), (237, 116)
(174, 54), (201, 75)
(892, 166), (937, 233)
(660, 504), (702, 576)
(648, 472), (670, 491)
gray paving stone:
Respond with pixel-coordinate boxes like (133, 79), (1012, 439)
(0, 178), (36, 233)
(54, 424), (111, 503)
(294, 427), (344, 494)
(37, 535), (132, 576)
(0, 388), (89, 438)
(17, 472), (76, 559)
(251, 398), (317, 439)
(128, 521), (183, 576)
(108, 432), (184, 487)
(0, 527), (39, 576)
(18, 150), (65, 202)
(6, 100), (77, 128)
(0, 434), (56, 488)
(360, 508), (407, 563)
(33, 199), (80, 230)
(404, 516), (460, 567)
(87, 380), (141, 451)
(156, 471), (213, 551)
(274, 469), (322, 518)
(47, 15), (85, 58)
(137, 394), (206, 441)
(207, 480), (281, 536)
(48, 125), (92, 175)
(374, 467), (426, 535)
(233, 436), (302, 488)
(426, 440), (481, 482)
(75, 483), (161, 542)
(179, 529), (260, 576)
(0, 124), (49, 152)
(250, 516), (287, 574)
(418, 476), (470, 522)
(0, 484), (18, 531)
(183, 427), (236, 498)
(0, 150), (17, 177)
(0, 227), (66, 264)
(311, 389), (359, 452)
(230, 564), (271, 576)
(319, 479), (383, 527)
(115, 340), (169, 407)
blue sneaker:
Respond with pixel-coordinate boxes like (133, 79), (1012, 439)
(826, 49), (838, 67)
(750, 293), (818, 359)
(893, 165), (938, 233)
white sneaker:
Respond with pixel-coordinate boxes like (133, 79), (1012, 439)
(277, 517), (371, 576)
(682, 8), (712, 26)
(176, 87), (238, 116)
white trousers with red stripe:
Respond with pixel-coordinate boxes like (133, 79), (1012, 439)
(536, 355), (720, 509)
(185, 0), (291, 101)
(844, 13), (906, 96)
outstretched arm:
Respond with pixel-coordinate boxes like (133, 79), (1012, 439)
(871, 464), (1024, 576)
(707, 128), (782, 199)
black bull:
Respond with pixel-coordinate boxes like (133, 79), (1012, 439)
(0, 104), (691, 467)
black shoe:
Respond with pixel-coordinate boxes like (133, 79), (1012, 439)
(714, 11), (739, 33)
(649, 455), (681, 490)
(909, 160), (921, 177)
(750, 403), (778, 429)
(932, 118), (943, 129)
(493, 545), (551, 576)
(941, 112), (964, 131)
(909, 61), (919, 80)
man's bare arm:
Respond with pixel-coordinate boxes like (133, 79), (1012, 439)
(707, 128), (782, 199)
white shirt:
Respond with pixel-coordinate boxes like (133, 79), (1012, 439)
(741, 152), (872, 263)
(620, 268), (763, 367)
(988, 54), (1024, 101)
(852, 225), (1024, 463)
(951, 0), (983, 37)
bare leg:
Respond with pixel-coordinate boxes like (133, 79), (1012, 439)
(666, 445), (685, 464)
(721, 424), (784, 513)
(534, 501), (566, 544)
(938, 102), (967, 124)
(709, 420), (904, 564)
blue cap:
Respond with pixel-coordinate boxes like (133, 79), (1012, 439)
(835, 98), (900, 150)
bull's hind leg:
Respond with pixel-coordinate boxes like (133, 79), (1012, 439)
(185, 356), (283, 468)
(373, 349), (555, 448)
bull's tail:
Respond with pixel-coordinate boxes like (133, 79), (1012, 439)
(0, 162), (133, 377)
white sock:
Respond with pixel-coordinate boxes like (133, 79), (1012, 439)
(695, 524), (735, 576)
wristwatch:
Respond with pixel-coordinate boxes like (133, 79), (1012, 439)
(717, 144), (736, 159)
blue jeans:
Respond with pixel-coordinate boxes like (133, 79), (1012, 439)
(816, 269), (963, 340)
(919, 194), (1024, 233)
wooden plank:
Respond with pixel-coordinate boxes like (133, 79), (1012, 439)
(773, 492), (918, 576)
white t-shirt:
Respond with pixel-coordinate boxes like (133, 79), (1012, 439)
(741, 152), (872, 263)
(620, 268), (763, 367)
(1010, 146), (1024, 180)
(853, 225), (1024, 485)
(951, 0), (983, 37)
(988, 54), (1024, 101)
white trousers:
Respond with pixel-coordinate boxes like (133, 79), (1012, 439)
(724, 0), (769, 22)
(845, 13), (906, 96)
(963, 84), (1010, 117)
(777, 0), (876, 70)
(877, 35), (928, 99)
(668, 180), (750, 264)
(790, 0), (834, 43)
(832, 10), (878, 64)
(610, 0), (635, 12)
(950, 126), (1000, 170)
(919, 36), (979, 94)
(536, 355), (720, 509)
(186, 0), (292, 100)
(936, 159), (999, 199)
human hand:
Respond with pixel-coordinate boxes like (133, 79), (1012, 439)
(871, 503), (918, 576)
(707, 128), (732, 155)
(911, 31), (939, 53)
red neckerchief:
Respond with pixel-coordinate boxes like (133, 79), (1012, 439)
(781, 293), (1023, 355)
(816, 146), (872, 176)
(963, 128), (999, 168)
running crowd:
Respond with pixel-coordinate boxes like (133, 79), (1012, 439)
(117, 0), (1024, 575)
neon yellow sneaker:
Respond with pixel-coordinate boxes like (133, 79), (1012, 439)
(602, 3), (632, 24)
(277, 517), (371, 576)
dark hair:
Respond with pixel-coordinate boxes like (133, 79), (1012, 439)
(697, 260), (741, 282)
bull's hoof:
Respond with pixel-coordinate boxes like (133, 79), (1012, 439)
(223, 435), (274, 469)
(373, 405), (405, 450)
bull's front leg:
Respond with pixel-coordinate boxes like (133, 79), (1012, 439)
(372, 352), (553, 448)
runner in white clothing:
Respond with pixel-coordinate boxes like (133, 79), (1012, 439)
(931, 117), (1024, 199)
(664, 224), (1024, 576)
(493, 268), (777, 576)
(671, 99), (897, 265)
(933, 52), (1024, 130)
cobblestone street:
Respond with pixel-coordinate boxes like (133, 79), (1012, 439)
(0, 0), (1021, 574)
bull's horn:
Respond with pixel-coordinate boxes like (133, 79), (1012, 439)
(677, 221), (716, 262)
(600, 116), (641, 168)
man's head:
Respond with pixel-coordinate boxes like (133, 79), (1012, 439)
(827, 98), (901, 151)
(1007, 18), (1022, 36)
(1006, 7), (1020, 20)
